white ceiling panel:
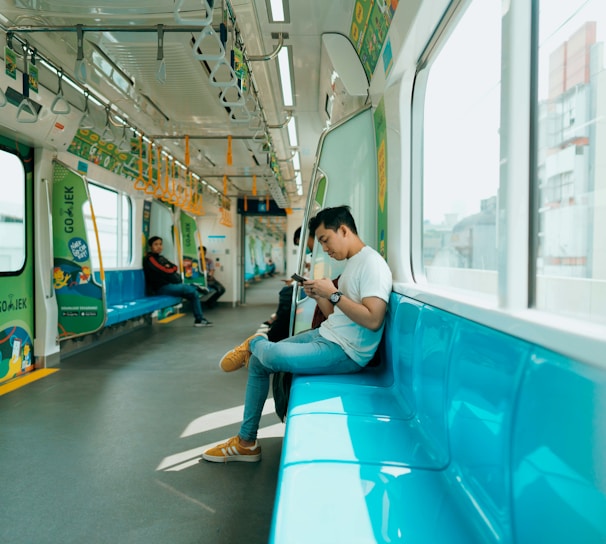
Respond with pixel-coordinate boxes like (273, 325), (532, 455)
(0, 0), (364, 206)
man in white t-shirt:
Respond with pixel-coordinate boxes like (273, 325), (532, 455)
(203, 206), (393, 463)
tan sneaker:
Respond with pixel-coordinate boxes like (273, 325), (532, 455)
(219, 332), (266, 372)
(202, 436), (262, 463)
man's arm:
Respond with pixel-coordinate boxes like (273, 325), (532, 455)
(147, 254), (178, 274)
(332, 295), (387, 331)
(304, 278), (387, 331)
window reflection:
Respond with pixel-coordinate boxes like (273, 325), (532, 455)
(536, 1), (606, 323)
(0, 150), (25, 273)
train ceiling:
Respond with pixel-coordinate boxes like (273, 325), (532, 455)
(0, 0), (359, 210)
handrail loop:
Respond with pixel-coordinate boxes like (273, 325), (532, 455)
(174, 0), (214, 27)
(51, 68), (71, 114)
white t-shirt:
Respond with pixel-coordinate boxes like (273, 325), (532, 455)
(319, 245), (392, 365)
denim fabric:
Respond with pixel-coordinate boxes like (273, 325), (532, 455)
(157, 283), (204, 321)
(239, 329), (361, 441)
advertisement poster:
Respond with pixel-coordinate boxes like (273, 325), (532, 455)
(374, 98), (388, 258)
(52, 161), (105, 338)
(349, 0), (399, 79)
(142, 200), (152, 256)
(180, 212), (207, 288)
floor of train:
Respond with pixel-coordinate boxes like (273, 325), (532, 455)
(0, 277), (287, 544)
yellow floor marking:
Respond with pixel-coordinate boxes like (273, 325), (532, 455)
(0, 368), (60, 396)
(157, 312), (185, 324)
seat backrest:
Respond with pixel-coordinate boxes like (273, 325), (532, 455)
(445, 319), (529, 543)
(389, 295), (423, 391)
(94, 269), (148, 305)
(103, 270), (124, 307)
(408, 305), (459, 467)
(124, 269), (147, 300)
(511, 346), (606, 544)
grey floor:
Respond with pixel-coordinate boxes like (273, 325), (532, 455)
(0, 278), (286, 544)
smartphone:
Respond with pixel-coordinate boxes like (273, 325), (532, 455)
(291, 273), (308, 283)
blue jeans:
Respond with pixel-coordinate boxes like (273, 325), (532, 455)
(157, 283), (204, 321)
(239, 329), (361, 441)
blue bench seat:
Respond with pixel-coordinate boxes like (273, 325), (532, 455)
(270, 293), (606, 544)
(95, 269), (181, 327)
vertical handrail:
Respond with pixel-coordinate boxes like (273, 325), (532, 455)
(41, 178), (54, 299)
(133, 135), (146, 191)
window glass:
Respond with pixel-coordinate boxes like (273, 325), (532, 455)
(0, 150), (25, 273)
(420, 1), (501, 296)
(84, 183), (132, 269)
(535, 1), (606, 324)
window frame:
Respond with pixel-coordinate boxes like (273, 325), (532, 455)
(0, 146), (27, 276)
(402, 1), (606, 362)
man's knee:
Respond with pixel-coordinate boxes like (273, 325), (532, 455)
(183, 285), (197, 298)
(248, 355), (273, 378)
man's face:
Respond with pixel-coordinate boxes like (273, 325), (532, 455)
(150, 239), (163, 254)
(315, 224), (346, 261)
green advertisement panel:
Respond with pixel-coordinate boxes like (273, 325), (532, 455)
(0, 140), (35, 384)
(349, 0), (399, 79)
(374, 98), (388, 258)
(180, 212), (206, 288)
(52, 161), (105, 339)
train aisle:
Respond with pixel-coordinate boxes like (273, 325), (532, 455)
(0, 278), (286, 544)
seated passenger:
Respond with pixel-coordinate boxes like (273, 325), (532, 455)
(143, 236), (212, 328)
(202, 246), (226, 308)
(263, 225), (315, 342)
(266, 258), (276, 277)
(202, 206), (392, 463)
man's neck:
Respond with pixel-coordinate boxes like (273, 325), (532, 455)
(346, 238), (365, 259)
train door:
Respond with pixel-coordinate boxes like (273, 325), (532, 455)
(0, 138), (35, 384)
(291, 106), (378, 334)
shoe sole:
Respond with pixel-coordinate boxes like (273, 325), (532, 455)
(202, 452), (261, 463)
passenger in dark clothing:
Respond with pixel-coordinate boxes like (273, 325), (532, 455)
(265, 226), (314, 341)
(267, 282), (296, 342)
(143, 236), (212, 327)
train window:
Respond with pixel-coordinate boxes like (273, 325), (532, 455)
(0, 150), (25, 273)
(83, 183), (132, 269)
(417, 1), (501, 297)
(535, 1), (606, 324)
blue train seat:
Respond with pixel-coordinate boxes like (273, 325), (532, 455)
(95, 269), (181, 326)
(270, 294), (606, 544)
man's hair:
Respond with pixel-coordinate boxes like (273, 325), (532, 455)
(293, 226), (302, 246)
(312, 206), (358, 235)
(308, 215), (320, 236)
(148, 236), (162, 247)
